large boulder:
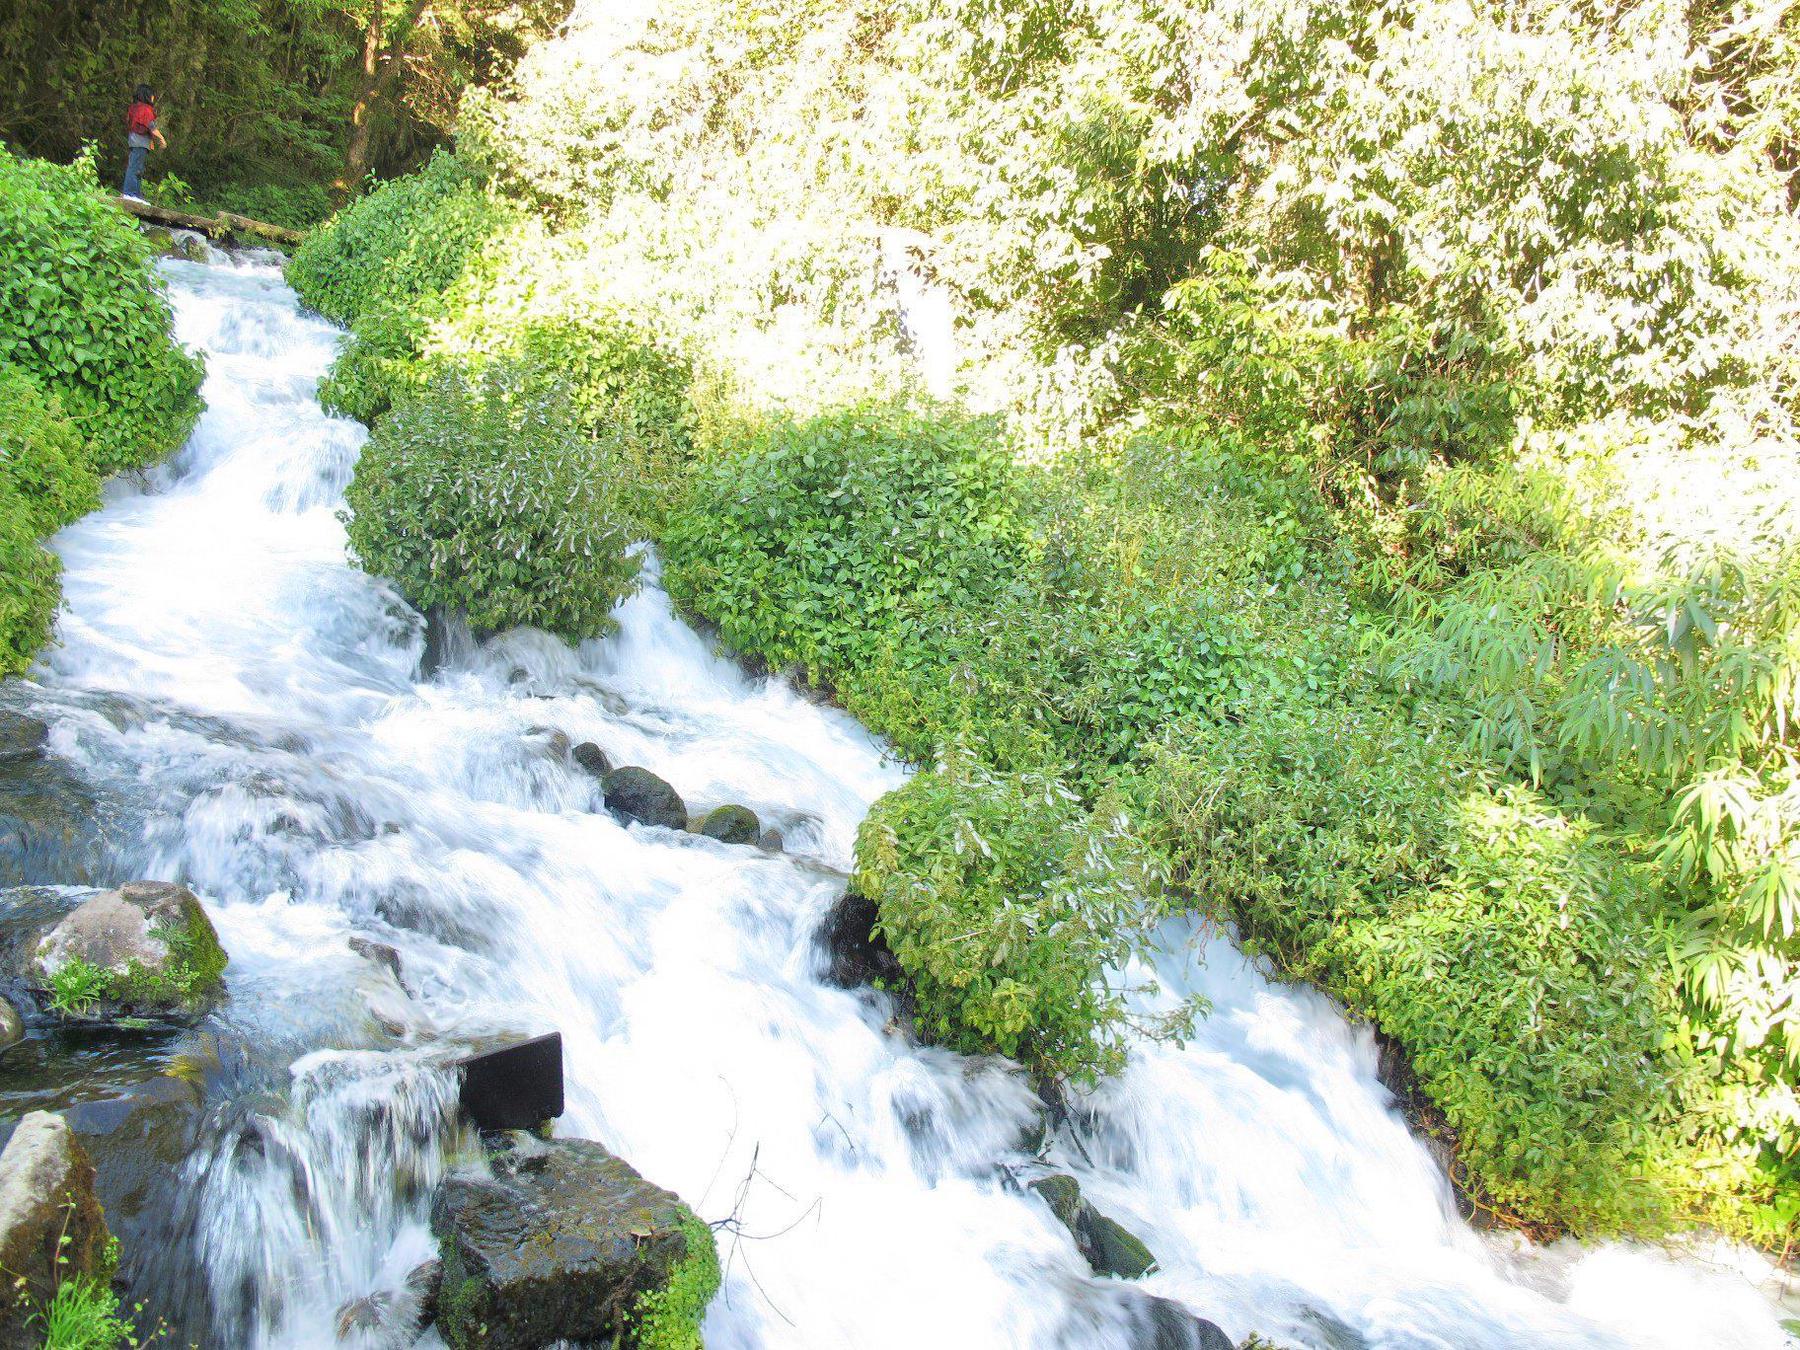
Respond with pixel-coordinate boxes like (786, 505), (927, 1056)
(698, 804), (760, 845)
(430, 1136), (718, 1350)
(1030, 1174), (1157, 1279)
(602, 767), (688, 832)
(0, 1112), (112, 1347)
(31, 881), (227, 1023)
(1127, 1294), (1236, 1350)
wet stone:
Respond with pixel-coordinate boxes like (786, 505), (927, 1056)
(571, 741), (612, 778)
(601, 766), (687, 831)
(348, 936), (404, 986)
(456, 1032), (564, 1132)
(429, 1136), (702, 1350)
(0, 713), (47, 765)
(0, 1112), (111, 1345)
(700, 803), (760, 845)
(0, 1001), (20, 1053)
(30, 881), (228, 1024)
(818, 890), (905, 991)
(1030, 1173), (1158, 1279)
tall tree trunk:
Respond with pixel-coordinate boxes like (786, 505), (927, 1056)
(333, 0), (430, 201)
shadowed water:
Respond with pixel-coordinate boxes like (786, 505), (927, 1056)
(7, 253), (1791, 1347)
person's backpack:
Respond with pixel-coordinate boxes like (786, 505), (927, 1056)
(126, 102), (155, 136)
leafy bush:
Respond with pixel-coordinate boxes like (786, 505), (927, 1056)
(663, 404), (1029, 679)
(853, 752), (1187, 1084)
(0, 493), (60, 678)
(0, 148), (203, 475)
(342, 359), (641, 640)
(1132, 698), (1670, 1230)
(288, 153), (504, 327)
(318, 304), (431, 424)
(0, 363), (99, 536)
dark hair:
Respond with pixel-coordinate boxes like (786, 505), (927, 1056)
(132, 84), (153, 104)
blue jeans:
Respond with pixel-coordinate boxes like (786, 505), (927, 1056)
(122, 145), (147, 197)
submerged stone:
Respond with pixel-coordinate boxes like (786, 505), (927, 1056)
(0, 713), (47, 765)
(699, 803), (760, 845)
(602, 766), (688, 831)
(1030, 1173), (1158, 1279)
(31, 881), (228, 1023)
(429, 1136), (715, 1350)
(0, 1112), (112, 1344)
(1129, 1293), (1236, 1350)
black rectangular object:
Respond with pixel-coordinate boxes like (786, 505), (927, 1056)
(456, 1031), (564, 1131)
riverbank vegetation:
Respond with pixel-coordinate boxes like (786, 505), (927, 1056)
(0, 147), (203, 675)
(297, 0), (1800, 1246)
(0, 1), (573, 226)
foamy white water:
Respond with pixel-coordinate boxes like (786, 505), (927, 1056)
(16, 254), (1795, 1347)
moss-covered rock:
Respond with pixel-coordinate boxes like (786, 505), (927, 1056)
(698, 804), (760, 846)
(429, 1135), (717, 1349)
(0, 1111), (112, 1345)
(30, 881), (228, 1024)
(1029, 1173), (1157, 1279)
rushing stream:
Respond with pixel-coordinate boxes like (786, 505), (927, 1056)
(6, 251), (1795, 1348)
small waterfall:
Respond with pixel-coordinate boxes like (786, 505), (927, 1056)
(11, 251), (1791, 1347)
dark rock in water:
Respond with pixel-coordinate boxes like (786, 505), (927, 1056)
(602, 766), (688, 831)
(1030, 1173), (1157, 1279)
(429, 1136), (713, 1350)
(420, 606), (480, 679)
(62, 1074), (205, 1230)
(818, 890), (905, 991)
(348, 936), (404, 986)
(699, 804), (760, 845)
(0, 714), (47, 766)
(572, 742), (612, 778)
(1126, 1293), (1235, 1350)
(334, 1292), (391, 1341)
(456, 1032), (564, 1131)
(29, 881), (229, 1024)
(0, 1112), (112, 1346)
(759, 826), (785, 853)
(406, 1257), (443, 1326)
(0, 753), (109, 888)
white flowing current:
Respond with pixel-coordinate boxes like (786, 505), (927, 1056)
(16, 255), (1797, 1348)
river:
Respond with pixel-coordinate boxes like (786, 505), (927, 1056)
(8, 251), (1793, 1347)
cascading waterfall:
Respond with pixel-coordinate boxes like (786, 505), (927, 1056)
(10, 250), (1795, 1348)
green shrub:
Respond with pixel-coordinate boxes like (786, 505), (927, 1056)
(0, 148), (204, 476)
(663, 404), (1029, 679)
(0, 363), (100, 535)
(1133, 698), (1671, 1230)
(288, 153), (504, 327)
(853, 752), (1189, 1084)
(343, 359), (641, 640)
(0, 494), (60, 678)
(206, 180), (333, 232)
(628, 1212), (719, 1350)
(319, 304), (431, 424)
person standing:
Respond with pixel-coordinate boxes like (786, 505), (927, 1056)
(121, 84), (165, 202)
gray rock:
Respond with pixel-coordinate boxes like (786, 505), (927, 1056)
(430, 1136), (713, 1349)
(0, 1000), (19, 1053)
(1128, 1293), (1235, 1350)
(1030, 1173), (1157, 1279)
(572, 742), (612, 778)
(63, 1074), (204, 1229)
(348, 936), (404, 985)
(32, 881), (228, 1022)
(699, 804), (760, 845)
(601, 766), (687, 831)
(0, 714), (47, 765)
(0, 1112), (112, 1346)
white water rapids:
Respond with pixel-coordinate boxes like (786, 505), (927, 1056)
(13, 253), (1796, 1348)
